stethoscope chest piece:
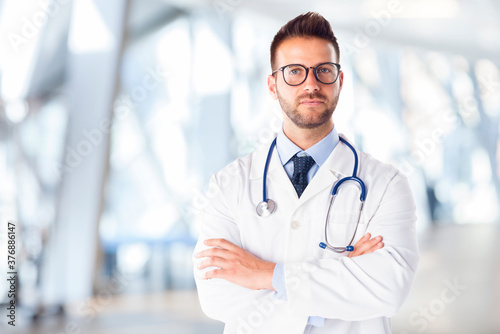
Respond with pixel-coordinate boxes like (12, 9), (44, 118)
(256, 199), (276, 217)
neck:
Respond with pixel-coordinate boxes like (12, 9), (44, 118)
(283, 120), (333, 150)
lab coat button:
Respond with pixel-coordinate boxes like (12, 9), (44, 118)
(291, 221), (300, 230)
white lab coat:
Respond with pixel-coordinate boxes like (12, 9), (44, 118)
(193, 134), (419, 334)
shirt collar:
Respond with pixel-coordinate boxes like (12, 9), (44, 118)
(276, 125), (339, 167)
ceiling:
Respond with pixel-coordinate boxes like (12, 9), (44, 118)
(2, 0), (499, 100)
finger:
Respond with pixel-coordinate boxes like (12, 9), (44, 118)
(358, 235), (382, 253)
(203, 238), (237, 250)
(353, 233), (371, 247)
(350, 235), (382, 257)
(203, 268), (225, 280)
(355, 236), (383, 255)
(350, 235), (374, 256)
(370, 241), (384, 251)
(362, 241), (384, 255)
(197, 256), (228, 270)
(348, 234), (371, 257)
(196, 247), (230, 259)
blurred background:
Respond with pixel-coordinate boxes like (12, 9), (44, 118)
(0, 0), (499, 333)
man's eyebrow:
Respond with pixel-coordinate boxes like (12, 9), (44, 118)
(281, 61), (337, 67)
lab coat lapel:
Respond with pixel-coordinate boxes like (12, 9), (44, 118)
(266, 147), (298, 197)
(249, 137), (298, 201)
(297, 134), (357, 206)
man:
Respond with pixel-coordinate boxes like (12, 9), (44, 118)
(193, 12), (418, 334)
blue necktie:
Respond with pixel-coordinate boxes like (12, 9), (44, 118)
(291, 155), (315, 197)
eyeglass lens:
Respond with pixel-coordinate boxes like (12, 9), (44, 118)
(283, 64), (339, 85)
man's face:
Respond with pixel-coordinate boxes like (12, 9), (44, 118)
(268, 37), (343, 130)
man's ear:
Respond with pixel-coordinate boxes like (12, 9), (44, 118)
(267, 74), (278, 100)
(338, 70), (344, 92)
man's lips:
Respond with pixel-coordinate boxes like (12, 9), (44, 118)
(300, 99), (324, 106)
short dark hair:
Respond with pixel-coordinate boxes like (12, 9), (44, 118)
(270, 12), (340, 71)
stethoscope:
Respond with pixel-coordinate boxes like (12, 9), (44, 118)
(256, 136), (366, 253)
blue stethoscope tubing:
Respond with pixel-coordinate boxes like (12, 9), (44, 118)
(256, 136), (367, 253)
(255, 138), (278, 217)
(319, 137), (366, 253)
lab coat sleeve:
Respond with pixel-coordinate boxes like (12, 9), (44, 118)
(193, 175), (291, 326)
(284, 171), (419, 321)
(274, 264), (326, 327)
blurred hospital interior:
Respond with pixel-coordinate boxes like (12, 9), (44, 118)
(0, 0), (499, 333)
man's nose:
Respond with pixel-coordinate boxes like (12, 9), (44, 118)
(302, 68), (320, 92)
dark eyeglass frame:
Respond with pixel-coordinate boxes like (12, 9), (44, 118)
(271, 62), (341, 86)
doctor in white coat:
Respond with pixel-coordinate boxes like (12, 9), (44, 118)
(193, 12), (419, 334)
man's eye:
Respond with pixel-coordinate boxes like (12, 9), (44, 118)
(287, 67), (303, 75)
(318, 68), (331, 73)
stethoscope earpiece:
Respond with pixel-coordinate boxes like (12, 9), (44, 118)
(319, 243), (354, 252)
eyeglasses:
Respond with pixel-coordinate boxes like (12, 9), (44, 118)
(272, 62), (341, 86)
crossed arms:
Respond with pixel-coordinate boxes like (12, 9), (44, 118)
(193, 171), (419, 323)
(195, 233), (384, 290)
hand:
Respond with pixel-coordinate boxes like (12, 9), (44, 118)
(196, 239), (276, 291)
(348, 233), (384, 258)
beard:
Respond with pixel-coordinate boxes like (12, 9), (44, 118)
(277, 89), (339, 129)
